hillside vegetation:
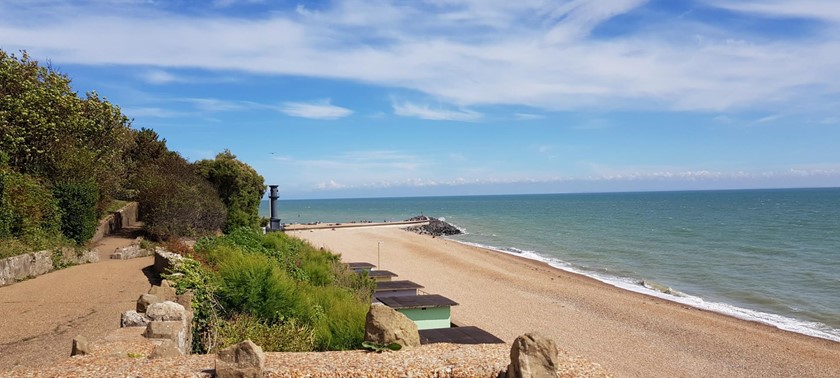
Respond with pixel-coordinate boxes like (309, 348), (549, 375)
(1, 49), (373, 354)
(165, 228), (375, 352)
(0, 49), (265, 256)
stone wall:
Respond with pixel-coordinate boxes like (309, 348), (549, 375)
(0, 202), (135, 287)
(91, 202), (139, 243)
(0, 248), (99, 286)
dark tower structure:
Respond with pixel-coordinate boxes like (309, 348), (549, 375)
(268, 185), (282, 231)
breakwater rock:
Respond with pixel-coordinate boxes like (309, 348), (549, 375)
(405, 216), (462, 237)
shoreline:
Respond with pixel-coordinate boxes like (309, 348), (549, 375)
(290, 227), (840, 377)
(446, 237), (840, 343)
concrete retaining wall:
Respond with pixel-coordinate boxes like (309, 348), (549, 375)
(0, 248), (99, 286)
(91, 202), (139, 243)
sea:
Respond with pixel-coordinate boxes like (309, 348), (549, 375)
(260, 188), (840, 342)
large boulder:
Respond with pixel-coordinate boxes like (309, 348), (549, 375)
(215, 340), (265, 378)
(143, 321), (183, 341)
(176, 290), (194, 310)
(149, 339), (182, 359)
(364, 303), (420, 347)
(148, 280), (178, 302)
(146, 301), (186, 322)
(507, 333), (560, 378)
(121, 310), (150, 327)
(136, 293), (162, 313)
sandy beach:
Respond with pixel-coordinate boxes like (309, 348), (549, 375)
(290, 227), (840, 378)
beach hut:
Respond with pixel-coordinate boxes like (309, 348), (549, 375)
(346, 262), (375, 273)
(375, 280), (424, 298)
(368, 269), (398, 282)
(419, 326), (505, 345)
(377, 294), (458, 330)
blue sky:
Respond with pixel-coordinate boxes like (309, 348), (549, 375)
(2, 0), (839, 199)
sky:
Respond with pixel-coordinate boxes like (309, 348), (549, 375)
(1, 0), (840, 199)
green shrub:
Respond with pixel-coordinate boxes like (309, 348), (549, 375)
(303, 284), (369, 351)
(171, 229), (374, 353)
(218, 252), (301, 322)
(53, 181), (99, 244)
(0, 171), (60, 238)
(135, 154), (227, 240)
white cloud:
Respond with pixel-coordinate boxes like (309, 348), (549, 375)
(392, 102), (482, 121)
(514, 113), (545, 120)
(280, 99), (353, 120)
(1, 1), (839, 114)
(707, 0), (840, 23)
(121, 106), (188, 118)
(141, 69), (179, 84)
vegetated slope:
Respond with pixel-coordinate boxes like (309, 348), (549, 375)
(164, 228), (374, 353)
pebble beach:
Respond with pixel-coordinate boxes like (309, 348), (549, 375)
(290, 226), (840, 377)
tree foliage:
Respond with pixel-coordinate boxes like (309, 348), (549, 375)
(134, 152), (227, 241)
(53, 181), (99, 244)
(0, 170), (61, 240)
(0, 50), (132, 214)
(195, 150), (266, 232)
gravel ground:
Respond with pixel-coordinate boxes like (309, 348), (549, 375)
(2, 328), (610, 378)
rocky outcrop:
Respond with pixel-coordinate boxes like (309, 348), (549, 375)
(215, 340), (266, 378)
(365, 303), (421, 347)
(405, 216), (462, 237)
(507, 333), (560, 378)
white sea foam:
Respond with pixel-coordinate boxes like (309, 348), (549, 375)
(448, 238), (840, 343)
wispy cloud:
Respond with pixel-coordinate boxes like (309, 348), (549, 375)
(392, 101), (482, 122)
(708, 0), (840, 23)
(2, 1), (839, 114)
(514, 113), (545, 120)
(141, 69), (180, 85)
(279, 99), (353, 120)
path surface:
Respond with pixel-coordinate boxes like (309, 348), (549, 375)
(0, 228), (155, 371)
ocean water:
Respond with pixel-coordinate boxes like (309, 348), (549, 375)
(261, 188), (840, 342)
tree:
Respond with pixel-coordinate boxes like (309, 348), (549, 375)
(195, 150), (266, 232)
(135, 153), (227, 241)
(0, 50), (133, 214)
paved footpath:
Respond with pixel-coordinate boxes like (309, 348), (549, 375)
(0, 228), (155, 371)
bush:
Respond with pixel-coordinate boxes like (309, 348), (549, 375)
(53, 181), (99, 244)
(135, 154), (227, 240)
(0, 171), (60, 238)
(217, 252), (301, 322)
(175, 229), (374, 352)
(302, 284), (370, 351)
